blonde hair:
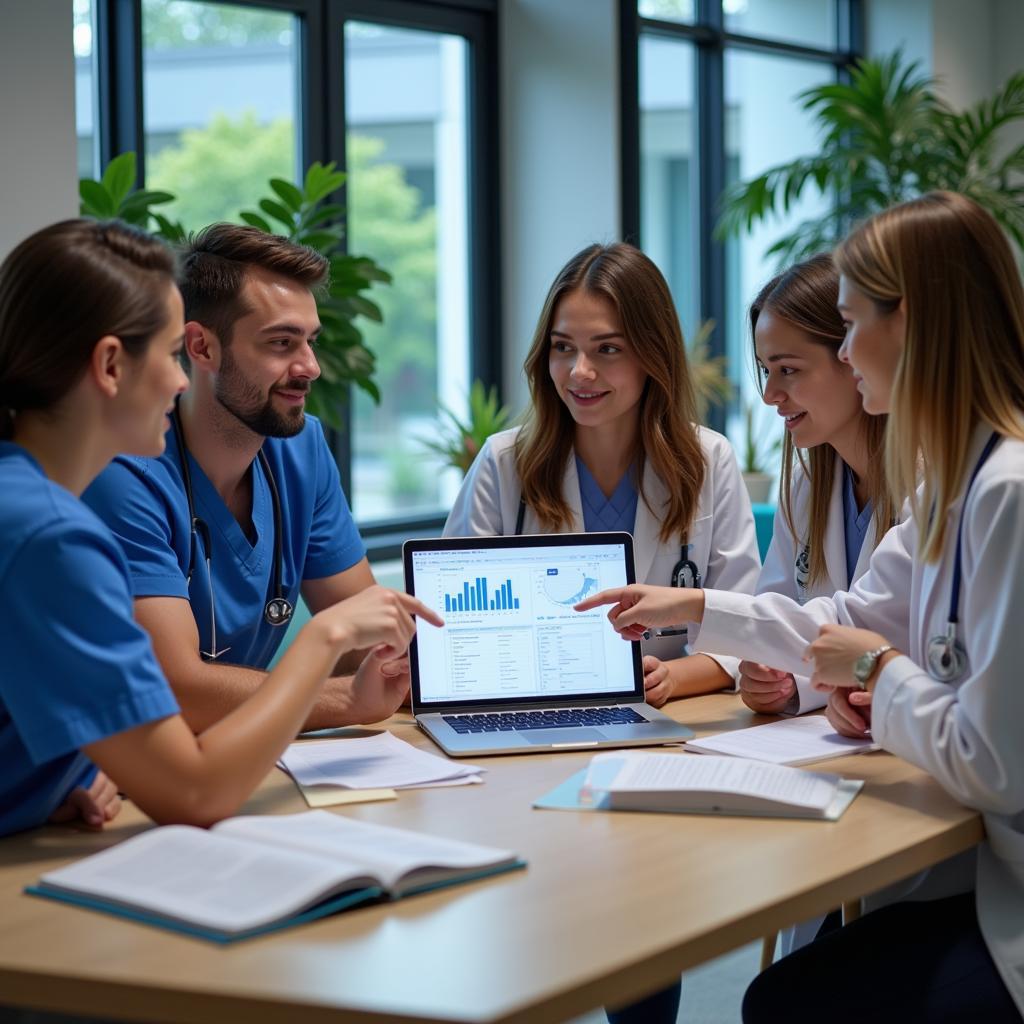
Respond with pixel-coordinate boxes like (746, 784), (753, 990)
(835, 191), (1024, 561)
(516, 243), (704, 543)
(750, 254), (895, 585)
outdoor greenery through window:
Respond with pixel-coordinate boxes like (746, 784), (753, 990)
(141, 1), (299, 230)
(345, 22), (471, 523)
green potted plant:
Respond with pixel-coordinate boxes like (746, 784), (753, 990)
(739, 401), (780, 504)
(716, 51), (1024, 264)
(79, 153), (390, 425)
(420, 380), (513, 475)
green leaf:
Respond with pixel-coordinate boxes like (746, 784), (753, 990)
(239, 210), (274, 233)
(151, 213), (187, 243)
(117, 190), (176, 218)
(79, 179), (116, 218)
(296, 229), (343, 253)
(258, 198), (297, 230)
(303, 161), (345, 205)
(101, 153), (137, 208)
(300, 203), (346, 230)
(269, 177), (305, 213)
(346, 295), (384, 322)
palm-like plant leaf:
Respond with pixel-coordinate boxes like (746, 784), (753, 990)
(717, 51), (1024, 265)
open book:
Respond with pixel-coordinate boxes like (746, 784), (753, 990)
(578, 751), (863, 820)
(27, 810), (524, 942)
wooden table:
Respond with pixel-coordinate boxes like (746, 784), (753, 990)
(0, 696), (983, 1024)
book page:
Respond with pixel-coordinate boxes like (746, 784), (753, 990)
(38, 826), (372, 935)
(686, 714), (875, 765)
(592, 753), (841, 811)
(216, 810), (516, 892)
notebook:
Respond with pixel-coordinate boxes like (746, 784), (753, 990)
(403, 532), (694, 756)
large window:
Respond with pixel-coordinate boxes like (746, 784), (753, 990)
(344, 22), (470, 522)
(74, 0), (99, 179)
(75, 0), (498, 554)
(627, 1), (860, 447)
(141, 1), (300, 230)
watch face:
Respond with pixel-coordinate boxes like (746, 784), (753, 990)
(853, 652), (874, 682)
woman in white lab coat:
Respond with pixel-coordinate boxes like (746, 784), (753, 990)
(579, 192), (1024, 1022)
(741, 253), (898, 721)
(445, 242), (761, 708)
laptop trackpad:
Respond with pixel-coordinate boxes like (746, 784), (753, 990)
(522, 728), (607, 745)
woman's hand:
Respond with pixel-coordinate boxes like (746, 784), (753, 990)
(739, 661), (796, 715)
(642, 656), (673, 707)
(804, 623), (890, 690)
(49, 771), (122, 829)
(316, 585), (444, 657)
(825, 687), (873, 737)
(575, 585), (704, 641)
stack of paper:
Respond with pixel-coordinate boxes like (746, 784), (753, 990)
(279, 732), (485, 807)
(684, 714), (876, 766)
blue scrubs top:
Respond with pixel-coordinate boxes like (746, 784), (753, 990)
(82, 415), (365, 669)
(842, 463), (873, 587)
(0, 443), (179, 837)
(576, 456), (639, 533)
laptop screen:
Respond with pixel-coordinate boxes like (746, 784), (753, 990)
(404, 533), (642, 711)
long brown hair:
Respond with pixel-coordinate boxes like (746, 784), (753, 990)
(835, 191), (1024, 562)
(515, 242), (704, 542)
(0, 219), (175, 441)
(750, 253), (896, 585)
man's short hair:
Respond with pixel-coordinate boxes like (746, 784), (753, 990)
(179, 224), (329, 344)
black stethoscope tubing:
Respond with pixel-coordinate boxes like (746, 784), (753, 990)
(170, 407), (293, 639)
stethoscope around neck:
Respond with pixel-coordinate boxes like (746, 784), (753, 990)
(170, 406), (293, 662)
(925, 431), (1001, 683)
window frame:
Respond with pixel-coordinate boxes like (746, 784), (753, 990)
(621, 0), (864, 434)
(90, 0), (500, 559)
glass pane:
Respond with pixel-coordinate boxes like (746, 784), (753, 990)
(345, 22), (471, 523)
(724, 51), (835, 460)
(639, 35), (699, 358)
(724, 0), (835, 51)
(141, 1), (299, 231)
(638, 0), (695, 24)
(73, 0), (97, 179)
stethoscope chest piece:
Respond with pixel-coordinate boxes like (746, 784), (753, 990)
(926, 624), (968, 682)
(265, 596), (294, 627)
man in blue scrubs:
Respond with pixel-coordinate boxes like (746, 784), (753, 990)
(84, 225), (404, 732)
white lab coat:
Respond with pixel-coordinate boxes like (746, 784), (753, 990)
(444, 426), (762, 682)
(758, 460), (880, 716)
(693, 426), (1024, 1014)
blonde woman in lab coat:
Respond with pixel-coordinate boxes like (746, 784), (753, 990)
(445, 242), (761, 708)
(741, 253), (898, 722)
(579, 192), (1024, 1023)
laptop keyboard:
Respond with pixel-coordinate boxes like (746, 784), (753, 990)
(442, 707), (647, 734)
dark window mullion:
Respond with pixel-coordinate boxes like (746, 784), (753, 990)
(695, 0), (726, 435)
(96, 0), (144, 181)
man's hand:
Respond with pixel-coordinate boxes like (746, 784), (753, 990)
(642, 656), (673, 707)
(48, 770), (122, 829)
(739, 661), (796, 715)
(338, 647), (413, 725)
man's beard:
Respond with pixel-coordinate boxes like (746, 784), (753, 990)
(214, 348), (308, 439)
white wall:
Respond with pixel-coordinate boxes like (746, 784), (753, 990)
(500, 0), (621, 413)
(0, 1), (78, 259)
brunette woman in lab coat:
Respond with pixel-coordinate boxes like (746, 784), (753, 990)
(445, 242), (761, 707)
(580, 192), (1024, 1022)
(740, 254), (898, 722)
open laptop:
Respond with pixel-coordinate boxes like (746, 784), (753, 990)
(403, 532), (694, 756)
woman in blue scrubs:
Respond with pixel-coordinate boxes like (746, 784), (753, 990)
(0, 218), (440, 837)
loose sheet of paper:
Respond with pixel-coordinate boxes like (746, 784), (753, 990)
(685, 714), (875, 766)
(279, 731), (484, 793)
(589, 752), (841, 811)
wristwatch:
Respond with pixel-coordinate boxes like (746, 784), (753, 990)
(852, 644), (894, 690)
